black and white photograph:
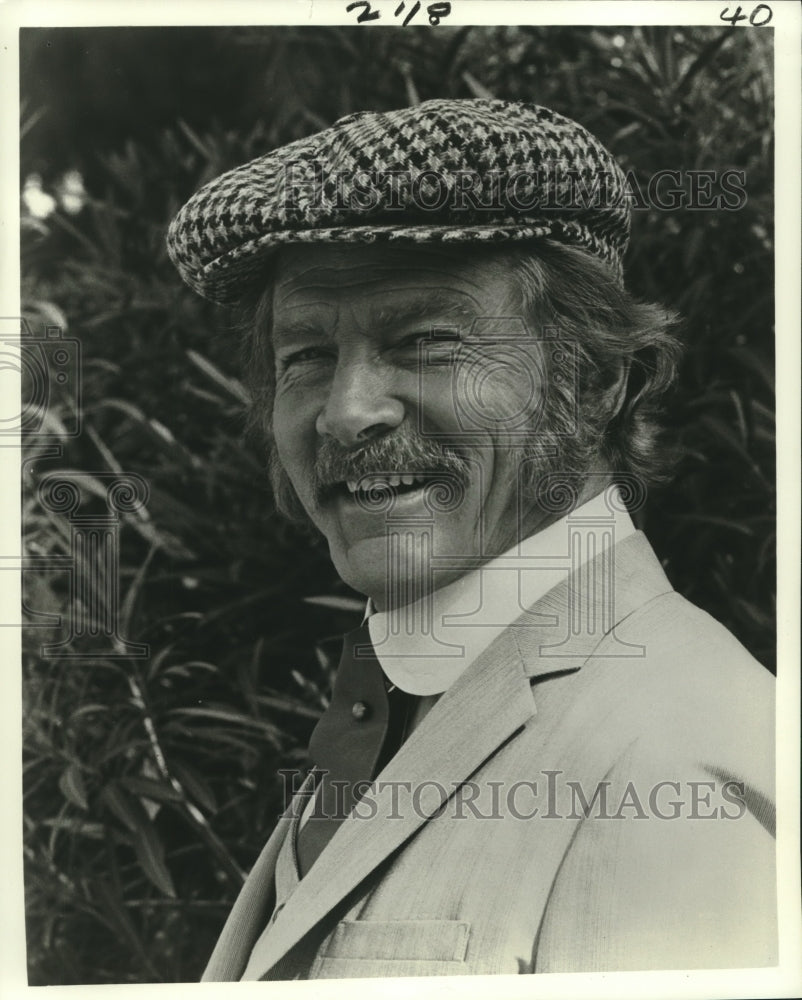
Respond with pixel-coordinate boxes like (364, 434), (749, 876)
(2, 1), (800, 995)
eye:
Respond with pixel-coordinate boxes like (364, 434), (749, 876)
(398, 331), (462, 348)
(277, 346), (334, 373)
(394, 331), (464, 365)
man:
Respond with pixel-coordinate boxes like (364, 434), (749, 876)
(167, 100), (776, 978)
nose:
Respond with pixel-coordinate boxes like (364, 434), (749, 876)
(315, 358), (405, 448)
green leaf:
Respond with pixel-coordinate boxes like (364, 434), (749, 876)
(100, 783), (143, 833)
(303, 595), (365, 612)
(462, 70), (495, 99)
(186, 349), (250, 405)
(167, 706), (282, 740)
(169, 759), (217, 814)
(58, 764), (88, 810)
(118, 776), (183, 803)
(100, 783), (176, 897)
(40, 817), (104, 839)
(132, 820), (176, 899)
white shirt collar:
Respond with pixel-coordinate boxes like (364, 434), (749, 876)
(366, 487), (635, 696)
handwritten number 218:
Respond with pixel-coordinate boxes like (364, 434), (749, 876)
(346, 1), (452, 24)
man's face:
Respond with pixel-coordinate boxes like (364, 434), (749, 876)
(270, 243), (558, 608)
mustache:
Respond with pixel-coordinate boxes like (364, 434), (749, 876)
(314, 430), (471, 502)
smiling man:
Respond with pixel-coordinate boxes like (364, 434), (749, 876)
(269, 241), (592, 602)
(167, 100), (776, 979)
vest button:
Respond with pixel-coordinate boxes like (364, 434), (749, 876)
(351, 700), (370, 721)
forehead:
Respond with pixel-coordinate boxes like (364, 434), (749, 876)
(271, 243), (521, 318)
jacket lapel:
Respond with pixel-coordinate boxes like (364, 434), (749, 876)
(241, 622), (536, 980)
(240, 530), (673, 981)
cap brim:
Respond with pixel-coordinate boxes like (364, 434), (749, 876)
(186, 220), (619, 305)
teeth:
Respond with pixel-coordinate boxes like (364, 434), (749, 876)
(366, 475), (400, 489)
(343, 473), (429, 494)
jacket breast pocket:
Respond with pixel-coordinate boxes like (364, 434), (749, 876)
(312, 919), (471, 978)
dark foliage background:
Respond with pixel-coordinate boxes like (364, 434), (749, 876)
(20, 25), (774, 985)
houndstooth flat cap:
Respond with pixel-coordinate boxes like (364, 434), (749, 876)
(167, 99), (631, 305)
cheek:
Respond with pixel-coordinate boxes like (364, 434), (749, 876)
(270, 398), (326, 526)
(271, 394), (313, 474)
(270, 400), (292, 460)
(481, 366), (542, 424)
(450, 349), (544, 434)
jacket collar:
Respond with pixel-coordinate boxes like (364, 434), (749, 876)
(367, 488), (636, 695)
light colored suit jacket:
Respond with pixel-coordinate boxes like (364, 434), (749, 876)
(202, 531), (776, 980)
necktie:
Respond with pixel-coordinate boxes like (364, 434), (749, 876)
(295, 623), (410, 878)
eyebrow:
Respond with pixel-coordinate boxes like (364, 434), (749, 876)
(272, 318), (325, 345)
(372, 293), (477, 332)
(274, 292), (478, 342)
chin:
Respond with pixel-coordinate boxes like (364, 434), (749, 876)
(331, 535), (436, 610)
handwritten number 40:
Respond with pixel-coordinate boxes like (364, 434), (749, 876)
(719, 4), (772, 25)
